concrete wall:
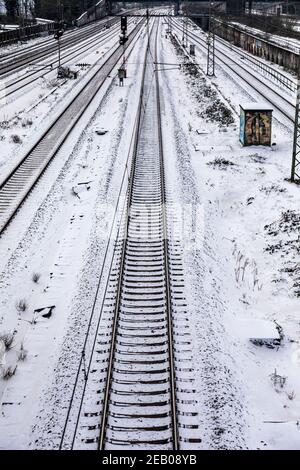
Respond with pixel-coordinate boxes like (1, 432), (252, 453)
(216, 20), (299, 73)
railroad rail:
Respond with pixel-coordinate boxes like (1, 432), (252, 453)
(1, 19), (134, 101)
(172, 19), (295, 123)
(0, 18), (107, 62)
(215, 35), (297, 95)
(0, 17), (118, 78)
(0, 19), (144, 236)
(59, 18), (200, 450)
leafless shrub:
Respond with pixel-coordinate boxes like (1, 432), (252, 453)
(11, 134), (22, 144)
(207, 157), (235, 168)
(0, 332), (14, 350)
(18, 343), (27, 361)
(32, 272), (41, 284)
(0, 121), (9, 130)
(2, 365), (17, 380)
(270, 369), (287, 389)
(16, 299), (28, 313)
(287, 391), (296, 401)
(21, 118), (33, 128)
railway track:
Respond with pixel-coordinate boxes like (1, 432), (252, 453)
(0, 19), (144, 236)
(59, 19), (200, 450)
(1, 19), (141, 102)
(172, 20), (295, 123)
(0, 19), (109, 62)
(215, 35), (297, 95)
(2, 23), (125, 101)
(0, 17), (117, 78)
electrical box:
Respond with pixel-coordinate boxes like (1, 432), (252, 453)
(118, 68), (126, 80)
(240, 103), (273, 146)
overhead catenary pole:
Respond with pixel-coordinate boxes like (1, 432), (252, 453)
(57, 0), (64, 71)
(182, 11), (188, 47)
(291, 50), (300, 182)
(146, 7), (150, 50)
(185, 13), (188, 47)
(206, 0), (215, 76)
(19, 0), (25, 42)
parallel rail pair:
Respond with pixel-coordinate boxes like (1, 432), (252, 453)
(59, 19), (200, 450)
(172, 19), (295, 123)
(0, 20), (144, 235)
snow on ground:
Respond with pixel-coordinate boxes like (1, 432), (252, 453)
(0, 16), (299, 450)
(230, 20), (300, 53)
(0, 21), (140, 179)
(158, 25), (300, 449)
(0, 22), (149, 450)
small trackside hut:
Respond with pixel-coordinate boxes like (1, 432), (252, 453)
(239, 103), (273, 146)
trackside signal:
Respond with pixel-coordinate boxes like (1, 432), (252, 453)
(121, 16), (127, 33)
(54, 29), (64, 40)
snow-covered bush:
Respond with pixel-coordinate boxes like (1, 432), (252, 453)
(11, 134), (22, 144)
(16, 299), (28, 313)
(2, 365), (17, 380)
(32, 272), (41, 283)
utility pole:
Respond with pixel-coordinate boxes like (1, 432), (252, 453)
(168, 11), (172, 34)
(146, 8), (150, 50)
(182, 12), (188, 47)
(106, 0), (112, 16)
(206, 1), (215, 76)
(55, 1), (64, 74)
(120, 15), (127, 71)
(19, 0), (25, 42)
(185, 14), (188, 47)
(207, 1), (215, 76)
(291, 51), (300, 182)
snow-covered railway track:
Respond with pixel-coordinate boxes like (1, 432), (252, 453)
(1, 19), (132, 101)
(172, 21), (295, 123)
(59, 20), (200, 451)
(215, 35), (297, 95)
(0, 17), (117, 78)
(0, 20), (144, 236)
(0, 19), (110, 63)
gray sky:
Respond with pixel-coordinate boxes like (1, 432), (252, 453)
(0, 1), (6, 15)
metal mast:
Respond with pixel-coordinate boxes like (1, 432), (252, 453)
(291, 52), (300, 182)
(206, 1), (215, 76)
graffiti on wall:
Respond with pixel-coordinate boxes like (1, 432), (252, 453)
(240, 108), (272, 146)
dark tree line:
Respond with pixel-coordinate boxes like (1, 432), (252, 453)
(4, 0), (98, 20)
(34, 1), (97, 21)
(4, 0), (19, 17)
